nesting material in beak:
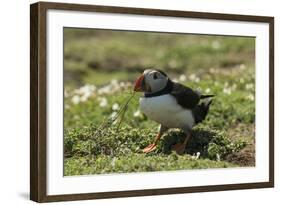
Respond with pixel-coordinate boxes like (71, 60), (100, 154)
(134, 75), (144, 92)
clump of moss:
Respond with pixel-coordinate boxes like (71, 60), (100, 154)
(64, 124), (247, 175)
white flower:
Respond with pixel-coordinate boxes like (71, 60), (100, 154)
(98, 85), (112, 95)
(209, 68), (216, 74)
(64, 90), (69, 98)
(239, 64), (246, 70)
(188, 74), (200, 82)
(80, 90), (92, 102)
(205, 88), (211, 94)
(79, 84), (96, 95)
(194, 77), (200, 83)
(247, 94), (255, 101)
(112, 103), (119, 111)
(65, 104), (70, 109)
(223, 87), (232, 95)
(189, 74), (196, 80)
(76, 84), (96, 94)
(119, 82), (125, 87)
(133, 110), (141, 117)
(245, 83), (254, 90)
(99, 97), (108, 107)
(71, 95), (80, 104)
(71, 84), (97, 102)
(80, 94), (89, 102)
(168, 59), (177, 68)
(110, 111), (118, 120)
(212, 40), (221, 50)
(70, 81), (133, 98)
(179, 74), (186, 82)
(83, 85), (95, 97)
(97, 80), (128, 95)
(111, 79), (118, 85)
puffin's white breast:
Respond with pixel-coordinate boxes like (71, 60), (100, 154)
(139, 94), (194, 129)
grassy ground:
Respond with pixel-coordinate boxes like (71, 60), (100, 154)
(63, 28), (255, 176)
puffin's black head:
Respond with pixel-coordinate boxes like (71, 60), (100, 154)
(134, 69), (169, 93)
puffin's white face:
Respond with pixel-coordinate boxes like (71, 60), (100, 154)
(134, 69), (168, 93)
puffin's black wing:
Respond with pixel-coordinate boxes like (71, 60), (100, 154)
(170, 82), (202, 109)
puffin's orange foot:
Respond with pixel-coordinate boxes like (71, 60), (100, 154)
(171, 143), (186, 155)
(143, 143), (157, 153)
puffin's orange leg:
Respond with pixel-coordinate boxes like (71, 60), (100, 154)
(172, 133), (191, 155)
(143, 133), (162, 153)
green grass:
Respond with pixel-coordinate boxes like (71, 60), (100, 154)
(64, 67), (255, 130)
(64, 28), (255, 87)
(65, 153), (235, 176)
(64, 125), (245, 175)
(63, 28), (255, 175)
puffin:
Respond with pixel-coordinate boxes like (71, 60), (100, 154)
(134, 69), (214, 154)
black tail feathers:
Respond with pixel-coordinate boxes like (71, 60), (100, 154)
(200, 94), (215, 99)
(193, 98), (213, 124)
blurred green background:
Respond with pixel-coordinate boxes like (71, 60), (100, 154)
(64, 28), (254, 88)
(63, 28), (255, 176)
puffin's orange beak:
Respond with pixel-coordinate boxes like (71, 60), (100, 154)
(134, 74), (144, 92)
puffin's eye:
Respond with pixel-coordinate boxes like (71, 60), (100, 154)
(153, 73), (158, 79)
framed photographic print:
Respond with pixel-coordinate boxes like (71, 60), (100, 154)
(30, 1), (274, 202)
